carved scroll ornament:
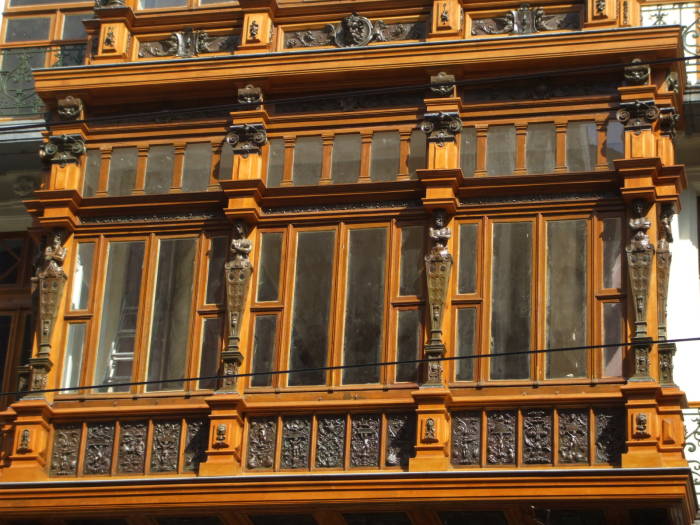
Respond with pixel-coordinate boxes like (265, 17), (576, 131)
(39, 134), (86, 166)
(138, 29), (236, 58)
(221, 221), (252, 392)
(419, 111), (462, 146)
(626, 199), (654, 338)
(616, 100), (660, 133)
(423, 210), (452, 385)
(471, 4), (580, 35)
(226, 123), (268, 157)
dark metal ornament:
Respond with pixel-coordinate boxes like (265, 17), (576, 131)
(226, 124), (268, 157)
(558, 410), (589, 464)
(350, 414), (380, 467)
(247, 417), (276, 469)
(281, 416), (311, 469)
(50, 424), (82, 476)
(117, 421), (147, 473)
(315, 415), (345, 468)
(84, 422), (115, 475)
(522, 409), (552, 464)
(595, 408), (625, 464)
(386, 413), (415, 467)
(184, 419), (208, 472)
(451, 411), (481, 465)
(487, 411), (516, 464)
(419, 112), (462, 146)
(625, 199), (654, 339)
(150, 420), (181, 472)
(39, 134), (86, 166)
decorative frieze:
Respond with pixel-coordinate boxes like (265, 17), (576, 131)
(226, 123), (268, 157)
(184, 419), (208, 472)
(558, 410), (589, 464)
(423, 210), (453, 385)
(626, 199), (654, 339)
(84, 422), (115, 475)
(117, 421), (147, 473)
(419, 112), (462, 146)
(595, 408), (625, 464)
(472, 4), (580, 35)
(138, 30), (237, 58)
(616, 100), (660, 132)
(50, 424), (82, 476)
(281, 417), (311, 469)
(150, 421), (181, 473)
(38, 134), (86, 166)
(487, 411), (516, 464)
(386, 413), (415, 467)
(350, 414), (380, 467)
(315, 415), (346, 468)
(451, 411), (481, 465)
(274, 93), (423, 114)
(221, 221), (252, 392)
(285, 13), (425, 49)
(247, 417), (277, 469)
(522, 409), (552, 464)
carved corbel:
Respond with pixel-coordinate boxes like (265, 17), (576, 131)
(28, 230), (68, 394)
(220, 221), (253, 392)
(38, 134), (86, 167)
(630, 337), (653, 381)
(423, 209), (452, 386)
(226, 123), (268, 158)
(419, 111), (462, 147)
(429, 72), (456, 98)
(659, 107), (679, 138)
(56, 96), (84, 120)
(625, 199), (654, 339)
(616, 100), (660, 134)
(623, 58), (650, 86)
(238, 84), (263, 106)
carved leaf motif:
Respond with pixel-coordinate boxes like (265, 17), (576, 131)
(595, 408), (625, 464)
(558, 410), (589, 464)
(117, 421), (147, 473)
(350, 414), (380, 467)
(281, 416), (311, 469)
(451, 411), (481, 465)
(487, 411), (516, 464)
(247, 417), (277, 469)
(84, 422), (115, 475)
(522, 409), (552, 464)
(50, 424), (82, 476)
(386, 413), (415, 467)
(150, 420), (182, 473)
(184, 419), (208, 472)
(315, 415), (346, 468)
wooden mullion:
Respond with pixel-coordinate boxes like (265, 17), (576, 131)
(534, 213), (546, 382)
(479, 217), (492, 384)
(329, 222), (346, 388)
(133, 234), (158, 394)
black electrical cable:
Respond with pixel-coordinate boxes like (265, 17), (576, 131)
(4, 336), (699, 398)
(0, 54), (697, 135)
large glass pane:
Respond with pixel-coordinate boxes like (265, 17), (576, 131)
(107, 147), (138, 196)
(456, 308), (476, 381)
(487, 125), (516, 176)
(0, 238), (23, 284)
(218, 142), (234, 180)
(293, 136), (323, 186)
(0, 316), (11, 390)
(546, 220), (588, 379)
(94, 242), (144, 392)
(144, 145), (174, 194)
(602, 217), (622, 289)
(82, 150), (101, 197)
(11, 0), (87, 5)
(370, 131), (400, 182)
(331, 133), (361, 184)
(147, 238), (196, 391)
(182, 143), (211, 192)
(198, 317), (222, 390)
(342, 228), (387, 384)
(526, 123), (555, 174)
(399, 225), (423, 296)
(70, 242), (94, 310)
(603, 302), (623, 377)
(490, 222), (532, 380)
(288, 230), (335, 386)
(251, 315), (277, 387)
(396, 309), (421, 383)
(256, 232), (282, 302)
(205, 236), (227, 305)
(140, 0), (187, 8)
(62, 14), (87, 40)
(266, 138), (284, 187)
(460, 127), (476, 177)
(458, 223), (477, 294)
(5, 18), (51, 42)
(407, 129), (427, 179)
(61, 323), (86, 392)
(605, 120), (625, 168)
(567, 121), (597, 172)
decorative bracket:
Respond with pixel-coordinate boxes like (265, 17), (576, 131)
(56, 96), (84, 120)
(625, 199), (654, 338)
(423, 209), (452, 386)
(220, 221), (253, 392)
(419, 112), (462, 147)
(659, 107), (679, 138)
(39, 135), (86, 167)
(616, 100), (660, 133)
(238, 84), (263, 106)
(429, 72), (456, 97)
(226, 123), (268, 158)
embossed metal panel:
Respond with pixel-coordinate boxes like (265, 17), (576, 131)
(385, 413), (415, 467)
(558, 410), (589, 464)
(50, 424), (82, 476)
(451, 411), (481, 465)
(117, 421), (147, 473)
(315, 415), (346, 468)
(350, 414), (380, 467)
(247, 417), (277, 469)
(150, 420), (182, 473)
(84, 422), (115, 475)
(281, 416), (311, 469)
(595, 408), (625, 464)
(522, 409), (553, 464)
(486, 411), (516, 465)
(183, 419), (208, 472)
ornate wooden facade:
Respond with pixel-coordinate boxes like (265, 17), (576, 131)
(0, 0), (696, 523)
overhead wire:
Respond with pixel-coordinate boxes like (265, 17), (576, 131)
(4, 336), (700, 398)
